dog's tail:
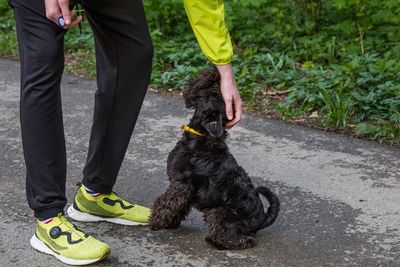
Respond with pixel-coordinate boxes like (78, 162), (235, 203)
(256, 186), (280, 229)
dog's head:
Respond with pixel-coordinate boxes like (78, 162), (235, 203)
(183, 68), (227, 138)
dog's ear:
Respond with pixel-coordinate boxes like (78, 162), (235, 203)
(182, 86), (197, 109)
(183, 68), (220, 109)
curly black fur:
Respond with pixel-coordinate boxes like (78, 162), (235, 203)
(149, 68), (280, 250)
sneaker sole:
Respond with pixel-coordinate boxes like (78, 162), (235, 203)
(30, 234), (109, 266)
(67, 205), (149, 226)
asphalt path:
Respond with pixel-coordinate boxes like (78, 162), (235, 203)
(0, 59), (399, 266)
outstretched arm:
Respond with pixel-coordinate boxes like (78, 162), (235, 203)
(184, 0), (242, 128)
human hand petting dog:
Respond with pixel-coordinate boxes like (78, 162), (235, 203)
(44, 0), (82, 29)
(216, 64), (243, 128)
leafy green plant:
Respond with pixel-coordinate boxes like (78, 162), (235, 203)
(0, 0), (17, 57)
(0, 0), (399, 144)
(319, 87), (351, 129)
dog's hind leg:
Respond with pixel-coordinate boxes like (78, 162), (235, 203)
(204, 208), (256, 250)
(149, 181), (192, 230)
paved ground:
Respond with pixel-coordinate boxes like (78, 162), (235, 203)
(0, 59), (399, 267)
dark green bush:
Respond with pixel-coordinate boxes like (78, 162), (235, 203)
(0, 0), (399, 144)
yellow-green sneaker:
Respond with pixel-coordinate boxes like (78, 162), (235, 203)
(67, 185), (150, 226)
(30, 214), (110, 265)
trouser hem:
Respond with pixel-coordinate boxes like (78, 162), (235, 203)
(34, 206), (65, 219)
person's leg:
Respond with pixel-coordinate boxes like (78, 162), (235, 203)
(10, 2), (112, 264)
(10, 0), (67, 219)
(81, 0), (153, 193)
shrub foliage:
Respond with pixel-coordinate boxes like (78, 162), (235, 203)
(1, 0), (399, 143)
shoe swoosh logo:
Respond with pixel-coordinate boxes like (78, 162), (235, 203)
(59, 231), (84, 245)
(103, 197), (134, 210)
(50, 226), (85, 245)
(76, 191), (124, 217)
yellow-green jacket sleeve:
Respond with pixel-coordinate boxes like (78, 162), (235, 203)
(183, 0), (233, 65)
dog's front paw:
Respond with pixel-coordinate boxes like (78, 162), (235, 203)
(205, 235), (257, 250)
(238, 236), (256, 249)
(205, 236), (226, 250)
(149, 223), (161, 231)
(149, 217), (181, 230)
(149, 216), (163, 231)
(164, 221), (181, 229)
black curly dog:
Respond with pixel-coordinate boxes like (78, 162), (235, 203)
(149, 68), (280, 250)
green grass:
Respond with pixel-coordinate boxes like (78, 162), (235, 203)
(1, 0), (399, 145)
(0, 0), (17, 57)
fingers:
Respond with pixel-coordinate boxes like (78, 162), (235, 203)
(65, 16), (82, 28)
(45, 0), (62, 22)
(65, 11), (82, 29)
(44, 0), (81, 29)
(225, 95), (242, 128)
(224, 96), (234, 121)
(233, 96), (243, 125)
(216, 63), (243, 129)
(58, 0), (71, 26)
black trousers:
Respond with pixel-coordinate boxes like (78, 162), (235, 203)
(9, 0), (153, 218)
